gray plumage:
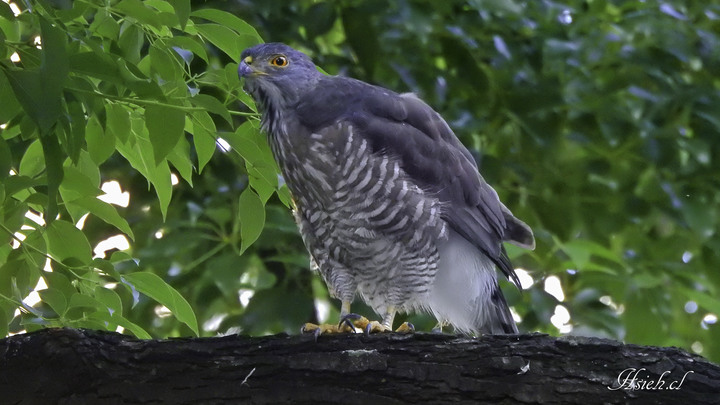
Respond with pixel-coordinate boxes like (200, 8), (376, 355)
(238, 43), (535, 334)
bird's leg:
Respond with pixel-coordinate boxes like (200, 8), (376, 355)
(337, 300), (358, 331)
(387, 308), (414, 333)
(431, 321), (449, 334)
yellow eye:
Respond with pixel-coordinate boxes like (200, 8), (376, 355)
(270, 56), (288, 67)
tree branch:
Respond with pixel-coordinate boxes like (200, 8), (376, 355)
(1, 328), (718, 404)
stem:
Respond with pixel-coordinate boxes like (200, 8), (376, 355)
(66, 87), (204, 112)
(228, 110), (260, 117)
(183, 242), (226, 272)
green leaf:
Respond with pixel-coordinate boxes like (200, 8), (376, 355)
(86, 115), (115, 164)
(190, 94), (232, 125)
(43, 271), (76, 299)
(40, 15), (69, 131)
(45, 219), (92, 265)
(167, 136), (194, 186)
(68, 197), (135, 240)
(0, 70), (21, 122)
(18, 139), (45, 178)
(145, 104), (185, 164)
(0, 1), (14, 20)
(67, 292), (103, 311)
(149, 43), (180, 81)
(190, 111), (216, 173)
(105, 103), (131, 144)
(39, 133), (64, 222)
(94, 286), (123, 315)
(88, 310), (151, 339)
(248, 166), (277, 204)
(195, 24), (242, 62)
(169, 0), (190, 30)
(3, 70), (46, 133)
(167, 36), (208, 64)
(116, 128), (173, 220)
(88, 8), (120, 40)
(191, 9), (261, 41)
(3, 16), (69, 134)
(117, 22), (143, 64)
(59, 165), (101, 200)
(223, 123), (279, 200)
(557, 238), (621, 274)
(238, 188), (265, 255)
(69, 51), (121, 84)
(62, 100), (85, 164)
(0, 199), (27, 245)
(115, 0), (163, 29)
(121, 272), (198, 335)
(38, 287), (67, 316)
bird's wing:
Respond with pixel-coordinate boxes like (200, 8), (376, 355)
(297, 77), (531, 284)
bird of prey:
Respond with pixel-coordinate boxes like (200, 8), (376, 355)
(238, 43), (535, 335)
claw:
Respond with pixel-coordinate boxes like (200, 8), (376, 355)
(338, 313), (363, 332)
(301, 323), (317, 334)
(395, 322), (414, 333)
(301, 322), (344, 339)
(363, 320), (387, 335)
(302, 313), (413, 338)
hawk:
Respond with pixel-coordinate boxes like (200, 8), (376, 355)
(238, 43), (535, 335)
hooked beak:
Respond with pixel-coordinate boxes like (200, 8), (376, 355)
(238, 58), (267, 79)
(238, 61), (253, 78)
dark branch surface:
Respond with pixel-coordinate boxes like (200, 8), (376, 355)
(1, 328), (718, 404)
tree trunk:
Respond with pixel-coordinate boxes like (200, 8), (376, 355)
(1, 328), (718, 404)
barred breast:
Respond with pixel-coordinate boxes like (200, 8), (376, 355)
(269, 119), (448, 316)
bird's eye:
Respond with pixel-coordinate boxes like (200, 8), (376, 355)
(270, 56), (288, 67)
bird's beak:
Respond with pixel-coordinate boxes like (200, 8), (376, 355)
(238, 60), (254, 78)
(238, 56), (266, 79)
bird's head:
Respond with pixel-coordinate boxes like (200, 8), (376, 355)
(238, 43), (320, 110)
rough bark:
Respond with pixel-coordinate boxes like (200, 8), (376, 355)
(0, 328), (718, 404)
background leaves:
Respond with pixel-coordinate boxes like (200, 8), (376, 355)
(1, 0), (719, 364)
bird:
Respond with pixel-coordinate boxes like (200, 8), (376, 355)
(238, 43), (535, 335)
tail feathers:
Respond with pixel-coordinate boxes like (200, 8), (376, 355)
(431, 229), (519, 335)
(488, 285), (518, 334)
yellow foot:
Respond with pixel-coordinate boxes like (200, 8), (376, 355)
(346, 315), (415, 335)
(395, 322), (415, 334)
(300, 322), (354, 335)
(302, 315), (415, 339)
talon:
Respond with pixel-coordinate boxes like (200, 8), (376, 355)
(340, 313), (374, 332)
(302, 322), (342, 337)
(301, 323), (318, 334)
(338, 313), (362, 332)
(395, 322), (414, 333)
(362, 320), (387, 334)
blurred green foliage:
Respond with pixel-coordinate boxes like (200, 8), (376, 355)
(1, 0), (719, 364)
